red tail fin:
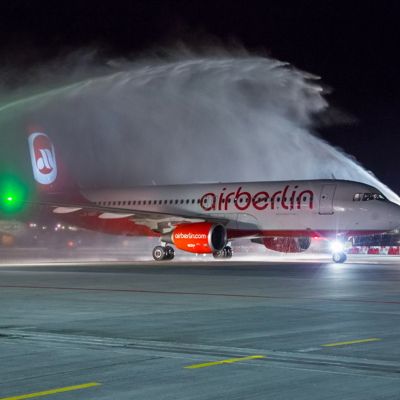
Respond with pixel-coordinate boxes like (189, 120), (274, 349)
(28, 126), (88, 204)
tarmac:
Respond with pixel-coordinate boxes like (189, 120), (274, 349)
(1, 253), (400, 399)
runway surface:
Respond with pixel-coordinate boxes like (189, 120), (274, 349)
(1, 257), (400, 399)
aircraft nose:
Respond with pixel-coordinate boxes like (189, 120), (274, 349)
(388, 203), (400, 229)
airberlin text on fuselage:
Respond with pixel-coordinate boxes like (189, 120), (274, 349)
(200, 186), (314, 212)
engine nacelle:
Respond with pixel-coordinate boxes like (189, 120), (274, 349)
(252, 237), (311, 253)
(161, 222), (227, 254)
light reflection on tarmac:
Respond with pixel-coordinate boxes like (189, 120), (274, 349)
(1, 247), (400, 266)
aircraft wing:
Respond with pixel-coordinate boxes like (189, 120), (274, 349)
(27, 199), (226, 233)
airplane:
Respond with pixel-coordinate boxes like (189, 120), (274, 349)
(25, 127), (400, 263)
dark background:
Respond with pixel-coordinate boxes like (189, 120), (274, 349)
(0, 0), (399, 192)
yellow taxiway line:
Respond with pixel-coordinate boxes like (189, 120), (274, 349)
(0, 383), (102, 400)
(323, 338), (380, 347)
(184, 355), (265, 369)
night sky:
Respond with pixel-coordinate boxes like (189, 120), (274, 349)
(1, 1), (399, 191)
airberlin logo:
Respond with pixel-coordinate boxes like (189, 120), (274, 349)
(28, 132), (57, 185)
(175, 233), (207, 239)
(200, 186), (314, 212)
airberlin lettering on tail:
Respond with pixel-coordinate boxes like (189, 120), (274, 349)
(200, 186), (314, 212)
(28, 132), (58, 185)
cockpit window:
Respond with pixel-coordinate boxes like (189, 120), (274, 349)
(355, 192), (387, 202)
(362, 193), (374, 201)
(373, 193), (387, 201)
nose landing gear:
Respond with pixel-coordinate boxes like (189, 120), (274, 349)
(332, 252), (347, 263)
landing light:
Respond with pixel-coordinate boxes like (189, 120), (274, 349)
(330, 241), (344, 253)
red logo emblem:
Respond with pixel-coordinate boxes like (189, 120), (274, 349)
(28, 132), (58, 185)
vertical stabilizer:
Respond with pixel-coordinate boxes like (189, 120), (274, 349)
(28, 126), (87, 204)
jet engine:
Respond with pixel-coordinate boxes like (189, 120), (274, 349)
(161, 222), (227, 254)
(252, 237), (311, 253)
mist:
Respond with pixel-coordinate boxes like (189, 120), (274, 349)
(2, 50), (399, 203)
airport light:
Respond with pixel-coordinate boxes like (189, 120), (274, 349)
(0, 175), (29, 214)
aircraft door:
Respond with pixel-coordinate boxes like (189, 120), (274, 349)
(319, 185), (336, 215)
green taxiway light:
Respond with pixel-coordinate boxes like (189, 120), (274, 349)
(0, 175), (29, 213)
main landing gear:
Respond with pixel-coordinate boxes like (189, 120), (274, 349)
(213, 246), (233, 260)
(332, 252), (347, 264)
(152, 246), (175, 261)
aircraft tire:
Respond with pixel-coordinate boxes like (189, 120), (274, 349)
(213, 249), (225, 259)
(165, 246), (175, 260)
(332, 252), (347, 263)
(153, 246), (167, 261)
(213, 246), (233, 259)
(225, 246), (233, 259)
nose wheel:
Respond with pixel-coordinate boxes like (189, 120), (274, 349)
(332, 252), (347, 263)
(153, 245), (175, 261)
(213, 246), (233, 260)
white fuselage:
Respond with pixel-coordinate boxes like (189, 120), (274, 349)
(82, 179), (400, 239)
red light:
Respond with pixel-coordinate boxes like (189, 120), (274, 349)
(68, 242), (74, 246)
(312, 236), (327, 241)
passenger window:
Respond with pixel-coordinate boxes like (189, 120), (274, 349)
(277, 197), (281, 202)
(353, 193), (362, 201)
(113, 201), (116, 205)
(133, 201), (136, 205)
(175, 200), (178, 204)
(239, 198), (243, 203)
(138, 201), (141, 205)
(197, 199), (200, 204)
(117, 201), (121, 205)
(192, 199), (195, 204)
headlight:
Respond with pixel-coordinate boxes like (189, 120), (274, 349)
(330, 241), (344, 253)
